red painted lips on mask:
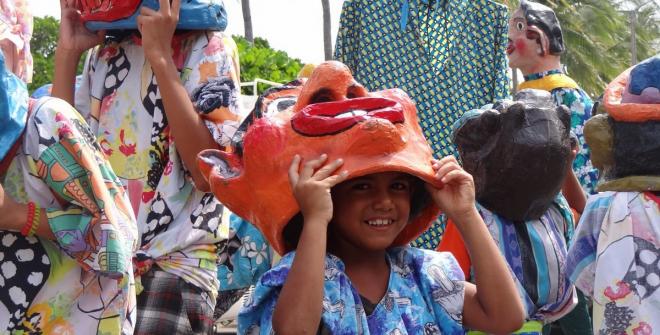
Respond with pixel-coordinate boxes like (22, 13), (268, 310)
(291, 97), (404, 136)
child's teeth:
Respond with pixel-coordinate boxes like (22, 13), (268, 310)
(368, 219), (392, 226)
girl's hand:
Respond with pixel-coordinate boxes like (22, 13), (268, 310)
(137, 0), (180, 66)
(57, 0), (105, 54)
(425, 156), (477, 220)
(288, 154), (348, 225)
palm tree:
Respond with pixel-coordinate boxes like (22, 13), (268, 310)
(322, 0), (333, 60)
(241, 0), (254, 43)
(500, 0), (659, 96)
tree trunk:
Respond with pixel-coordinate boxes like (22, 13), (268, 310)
(321, 0), (332, 60)
(242, 0), (254, 43)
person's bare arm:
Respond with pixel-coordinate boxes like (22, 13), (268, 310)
(562, 143), (587, 214)
(137, 0), (227, 191)
(52, 0), (105, 104)
(0, 186), (55, 240)
(272, 155), (347, 334)
(427, 156), (524, 334)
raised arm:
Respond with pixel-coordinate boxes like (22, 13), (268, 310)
(426, 156), (525, 334)
(52, 0), (105, 104)
(272, 154), (347, 334)
(136, 0), (231, 191)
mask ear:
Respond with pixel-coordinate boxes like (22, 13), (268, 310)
(197, 149), (243, 184)
(454, 109), (501, 154)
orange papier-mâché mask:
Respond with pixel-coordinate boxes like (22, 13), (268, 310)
(198, 61), (441, 255)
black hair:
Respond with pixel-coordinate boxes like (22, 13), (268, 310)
(520, 0), (565, 55)
(281, 175), (432, 252)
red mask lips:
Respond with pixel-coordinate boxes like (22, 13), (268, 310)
(291, 97), (404, 136)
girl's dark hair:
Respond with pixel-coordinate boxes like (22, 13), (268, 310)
(282, 176), (431, 251)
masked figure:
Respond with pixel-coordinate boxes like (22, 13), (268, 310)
(199, 61), (480, 334)
(439, 89), (578, 333)
(566, 54), (660, 335)
(52, 0), (260, 332)
(508, 0), (598, 195)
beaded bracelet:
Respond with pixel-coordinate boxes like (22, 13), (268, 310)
(29, 204), (41, 237)
(21, 202), (36, 236)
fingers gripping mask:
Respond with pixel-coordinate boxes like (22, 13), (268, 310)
(198, 61), (441, 255)
(453, 89), (571, 221)
(77, 0), (227, 31)
(585, 55), (660, 191)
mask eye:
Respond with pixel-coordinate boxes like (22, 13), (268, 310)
(265, 97), (296, 116)
(516, 22), (525, 31)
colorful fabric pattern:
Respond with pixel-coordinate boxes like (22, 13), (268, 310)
(0, 0), (32, 83)
(518, 72), (599, 194)
(334, 0), (510, 250)
(1, 97), (137, 334)
(566, 191), (660, 335)
(238, 247), (465, 334)
(217, 213), (272, 291)
(476, 196), (576, 323)
(74, 31), (244, 298)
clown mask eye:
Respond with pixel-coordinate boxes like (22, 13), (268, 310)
(265, 97), (297, 116)
(516, 22), (525, 31)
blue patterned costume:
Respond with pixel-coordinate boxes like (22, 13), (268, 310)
(238, 247), (466, 334)
(334, 0), (510, 249)
(519, 70), (599, 194)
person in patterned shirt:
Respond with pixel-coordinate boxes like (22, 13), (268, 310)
(51, 0), (256, 333)
(0, 49), (138, 334)
(506, 1), (596, 334)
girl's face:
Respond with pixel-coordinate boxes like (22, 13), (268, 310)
(330, 172), (413, 252)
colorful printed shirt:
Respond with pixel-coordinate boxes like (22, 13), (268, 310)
(566, 191), (660, 335)
(1, 97), (137, 334)
(440, 195), (577, 324)
(238, 247), (465, 334)
(519, 70), (599, 194)
(74, 31), (243, 298)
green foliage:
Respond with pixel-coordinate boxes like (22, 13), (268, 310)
(499, 0), (660, 97)
(29, 16), (86, 94)
(233, 35), (303, 95)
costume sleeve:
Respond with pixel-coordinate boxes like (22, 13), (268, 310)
(333, 0), (360, 72)
(217, 213), (273, 290)
(25, 97), (137, 278)
(492, 4), (510, 101)
(184, 31), (244, 148)
(552, 88), (598, 194)
(565, 193), (612, 297)
(407, 248), (465, 331)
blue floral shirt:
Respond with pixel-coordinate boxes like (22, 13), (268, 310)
(238, 247), (466, 334)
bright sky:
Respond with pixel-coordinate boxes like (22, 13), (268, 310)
(28, 0), (345, 64)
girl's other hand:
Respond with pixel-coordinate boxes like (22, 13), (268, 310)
(425, 156), (477, 221)
(58, 0), (105, 54)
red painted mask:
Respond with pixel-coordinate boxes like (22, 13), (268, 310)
(198, 61), (441, 254)
(77, 0), (141, 23)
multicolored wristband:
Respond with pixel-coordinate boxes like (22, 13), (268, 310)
(20, 202), (41, 237)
